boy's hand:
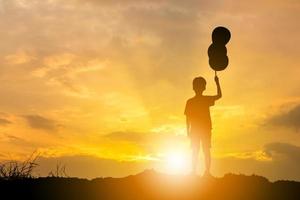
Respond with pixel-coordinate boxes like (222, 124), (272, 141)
(214, 75), (219, 84)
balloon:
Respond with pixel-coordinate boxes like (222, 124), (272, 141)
(209, 56), (228, 71)
(208, 43), (227, 58)
(212, 26), (231, 45)
(208, 26), (231, 71)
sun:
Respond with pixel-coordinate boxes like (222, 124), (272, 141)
(164, 151), (189, 174)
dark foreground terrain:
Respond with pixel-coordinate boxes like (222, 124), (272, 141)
(1, 170), (299, 200)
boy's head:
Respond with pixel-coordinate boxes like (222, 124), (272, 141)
(193, 76), (206, 94)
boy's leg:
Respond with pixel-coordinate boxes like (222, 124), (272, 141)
(202, 131), (212, 176)
(192, 145), (200, 174)
(203, 146), (211, 175)
(191, 135), (200, 175)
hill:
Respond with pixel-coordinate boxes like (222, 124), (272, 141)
(1, 170), (300, 200)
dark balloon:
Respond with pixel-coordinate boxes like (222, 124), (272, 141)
(212, 26), (231, 45)
(208, 43), (227, 58)
(209, 55), (228, 71)
(208, 26), (231, 71)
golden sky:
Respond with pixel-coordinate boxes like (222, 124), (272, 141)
(0, 0), (299, 180)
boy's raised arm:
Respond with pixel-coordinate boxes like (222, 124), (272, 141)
(214, 75), (222, 100)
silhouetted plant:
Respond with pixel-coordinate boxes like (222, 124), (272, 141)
(0, 152), (39, 180)
(48, 163), (68, 178)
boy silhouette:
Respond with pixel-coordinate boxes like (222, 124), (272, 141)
(184, 75), (222, 176)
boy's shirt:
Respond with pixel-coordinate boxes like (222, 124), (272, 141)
(184, 95), (216, 131)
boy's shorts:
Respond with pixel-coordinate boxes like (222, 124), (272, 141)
(190, 128), (211, 150)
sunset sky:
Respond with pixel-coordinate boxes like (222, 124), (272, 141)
(0, 0), (299, 181)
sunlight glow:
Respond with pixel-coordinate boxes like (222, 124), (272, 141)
(165, 151), (189, 174)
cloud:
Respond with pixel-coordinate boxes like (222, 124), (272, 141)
(36, 155), (153, 179)
(33, 142), (300, 181)
(5, 134), (27, 144)
(264, 142), (300, 161)
(266, 104), (300, 131)
(0, 118), (12, 125)
(104, 131), (147, 143)
(5, 50), (35, 65)
(213, 142), (300, 181)
(3, 134), (49, 150)
(103, 130), (186, 146)
(22, 115), (60, 132)
(102, 130), (188, 158)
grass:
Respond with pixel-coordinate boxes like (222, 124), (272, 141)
(0, 152), (68, 180)
(0, 152), (38, 180)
